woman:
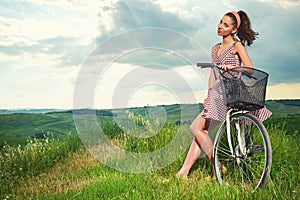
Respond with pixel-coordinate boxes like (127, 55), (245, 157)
(176, 10), (272, 179)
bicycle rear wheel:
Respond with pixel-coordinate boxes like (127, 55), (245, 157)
(213, 112), (272, 190)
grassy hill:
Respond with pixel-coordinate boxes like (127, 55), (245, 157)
(1, 99), (300, 147)
(0, 112), (76, 146)
(1, 104), (299, 199)
(265, 99), (300, 117)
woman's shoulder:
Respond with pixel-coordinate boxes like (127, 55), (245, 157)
(234, 41), (243, 47)
(233, 41), (246, 53)
(211, 42), (221, 51)
(213, 42), (221, 47)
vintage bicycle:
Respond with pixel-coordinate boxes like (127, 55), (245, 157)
(197, 63), (272, 190)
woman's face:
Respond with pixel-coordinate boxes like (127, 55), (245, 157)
(217, 15), (236, 36)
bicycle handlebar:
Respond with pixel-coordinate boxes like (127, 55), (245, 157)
(196, 63), (257, 80)
(196, 63), (218, 68)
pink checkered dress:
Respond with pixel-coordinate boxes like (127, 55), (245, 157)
(202, 42), (272, 121)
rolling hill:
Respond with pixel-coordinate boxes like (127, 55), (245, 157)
(0, 99), (299, 147)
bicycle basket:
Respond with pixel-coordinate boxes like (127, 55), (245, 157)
(219, 67), (269, 111)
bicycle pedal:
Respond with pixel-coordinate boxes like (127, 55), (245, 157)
(250, 145), (264, 153)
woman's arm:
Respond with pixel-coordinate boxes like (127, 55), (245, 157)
(234, 41), (254, 68)
(208, 46), (216, 89)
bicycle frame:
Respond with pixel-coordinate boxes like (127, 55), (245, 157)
(225, 109), (249, 162)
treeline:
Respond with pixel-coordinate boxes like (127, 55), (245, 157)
(270, 99), (300, 107)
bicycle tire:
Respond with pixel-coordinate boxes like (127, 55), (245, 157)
(213, 112), (272, 190)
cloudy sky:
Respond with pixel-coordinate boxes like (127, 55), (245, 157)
(1, 0), (300, 109)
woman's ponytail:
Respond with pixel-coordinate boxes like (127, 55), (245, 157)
(236, 11), (259, 46)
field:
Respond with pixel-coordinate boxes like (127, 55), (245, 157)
(0, 100), (300, 199)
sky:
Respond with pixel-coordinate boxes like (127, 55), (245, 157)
(1, 0), (300, 109)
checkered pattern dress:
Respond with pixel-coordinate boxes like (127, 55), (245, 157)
(202, 42), (272, 121)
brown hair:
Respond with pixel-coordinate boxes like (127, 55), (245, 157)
(226, 10), (258, 46)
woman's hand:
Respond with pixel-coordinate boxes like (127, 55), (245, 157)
(220, 64), (235, 70)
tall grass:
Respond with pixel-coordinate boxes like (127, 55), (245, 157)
(0, 133), (82, 198)
(1, 116), (300, 199)
(265, 121), (300, 199)
(99, 110), (186, 153)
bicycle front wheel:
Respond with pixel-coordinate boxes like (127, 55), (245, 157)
(213, 112), (272, 190)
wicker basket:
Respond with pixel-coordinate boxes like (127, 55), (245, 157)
(219, 67), (269, 111)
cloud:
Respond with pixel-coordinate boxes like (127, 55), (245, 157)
(0, 10), (99, 47)
(92, 0), (212, 71)
(94, 0), (300, 84)
(1, 0), (300, 108)
(92, 62), (208, 109)
(242, 3), (300, 85)
(0, 0), (101, 69)
(256, 0), (300, 8)
(96, 0), (203, 42)
(0, 64), (79, 109)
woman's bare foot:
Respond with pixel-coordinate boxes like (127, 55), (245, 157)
(176, 169), (189, 180)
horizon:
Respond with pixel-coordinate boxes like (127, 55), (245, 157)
(1, 98), (299, 111)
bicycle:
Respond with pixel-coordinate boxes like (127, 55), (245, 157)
(197, 63), (272, 190)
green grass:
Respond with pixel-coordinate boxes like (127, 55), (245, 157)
(264, 116), (300, 136)
(265, 100), (300, 117)
(0, 133), (82, 199)
(1, 114), (299, 199)
(0, 113), (75, 147)
(1, 102), (300, 199)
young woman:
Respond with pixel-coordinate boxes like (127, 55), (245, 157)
(176, 10), (272, 179)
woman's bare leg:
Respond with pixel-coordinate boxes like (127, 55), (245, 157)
(191, 112), (214, 160)
(176, 139), (201, 177)
(176, 112), (214, 177)
(193, 128), (214, 163)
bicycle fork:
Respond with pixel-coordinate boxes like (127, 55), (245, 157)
(226, 109), (248, 164)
